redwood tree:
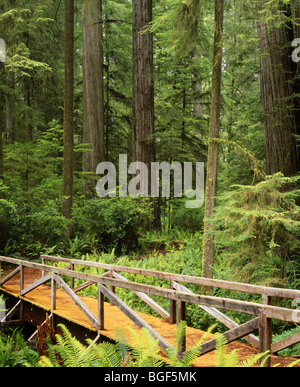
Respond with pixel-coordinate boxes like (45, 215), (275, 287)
(202, 0), (224, 282)
(258, 0), (300, 177)
(63, 0), (74, 232)
(132, 0), (155, 181)
(82, 0), (105, 192)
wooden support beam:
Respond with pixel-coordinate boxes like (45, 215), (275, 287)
(272, 331), (300, 354)
(21, 274), (52, 296)
(112, 271), (170, 321)
(173, 281), (259, 349)
(73, 280), (95, 293)
(184, 317), (260, 358)
(259, 295), (272, 367)
(53, 274), (100, 330)
(100, 284), (172, 354)
(1, 319), (24, 328)
(73, 272), (110, 294)
(0, 266), (20, 287)
(0, 300), (21, 323)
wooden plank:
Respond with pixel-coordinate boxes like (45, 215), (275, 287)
(73, 281), (95, 293)
(39, 255), (300, 300)
(0, 266), (20, 286)
(112, 271), (170, 321)
(74, 272), (111, 293)
(272, 332), (300, 354)
(173, 281), (259, 349)
(184, 317), (260, 358)
(1, 319), (24, 328)
(100, 284), (172, 354)
(53, 274), (100, 330)
(20, 274), (52, 296)
(0, 300), (21, 323)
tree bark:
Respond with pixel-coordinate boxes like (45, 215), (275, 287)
(257, 1), (299, 176)
(202, 0), (224, 282)
(62, 0), (74, 232)
(132, 0), (155, 171)
(82, 0), (105, 192)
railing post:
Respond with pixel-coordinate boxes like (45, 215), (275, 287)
(51, 273), (56, 311)
(169, 280), (176, 324)
(109, 271), (115, 306)
(259, 294), (272, 367)
(98, 282), (104, 330)
(70, 263), (74, 289)
(41, 257), (45, 278)
(20, 264), (24, 293)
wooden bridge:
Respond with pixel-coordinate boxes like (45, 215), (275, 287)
(1, 254), (300, 367)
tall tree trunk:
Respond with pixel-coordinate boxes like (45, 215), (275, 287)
(202, 0), (224, 282)
(258, 1), (299, 176)
(63, 0), (74, 234)
(132, 0), (155, 171)
(82, 0), (105, 192)
(132, 0), (159, 227)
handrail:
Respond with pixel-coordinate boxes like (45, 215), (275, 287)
(1, 254), (300, 324)
(40, 254), (300, 300)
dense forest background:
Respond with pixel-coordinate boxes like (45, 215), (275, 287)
(0, 0), (299, 293)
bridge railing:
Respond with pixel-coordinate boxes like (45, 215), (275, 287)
(1, 254), (300, 366)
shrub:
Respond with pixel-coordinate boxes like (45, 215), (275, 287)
(72, 196), (153, 254)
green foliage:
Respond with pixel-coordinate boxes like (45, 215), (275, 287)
(72, 196), (153, 254)
(0, 329), (38, 367)
(273, 326), (300, 357)
(28, 323), (300, 368)
(211, 174), (300, 285)
(170, 201), (204, 232)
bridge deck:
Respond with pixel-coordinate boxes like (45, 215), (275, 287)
(1, 266), (298, 367)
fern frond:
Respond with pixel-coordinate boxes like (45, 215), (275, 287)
(37, 356), (57, 368)
(125, 326), (163, 368)
(115, 327), (131, 362)
(86, 341), (121, 367)
(54, 324), (94, 367)
(237, 351), (270, 368)
(285, 359), (300, 368)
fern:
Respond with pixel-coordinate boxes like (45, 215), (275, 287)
(237, 352), (270, 368)
(125, 326), (164, 367)
(32, 324), (300, 368)
(166, 321), (216, 367)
